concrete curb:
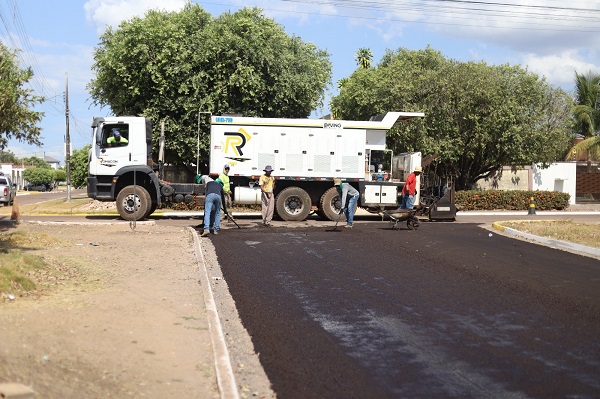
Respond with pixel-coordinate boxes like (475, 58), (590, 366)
(461, 211), (600, 216)
(190, 227), (240, 399)
(491, 222), (600, 260)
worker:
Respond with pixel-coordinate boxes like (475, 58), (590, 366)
(219, 164), (232, 217)
(200, 178), (229, 237)
(259, 165), (275, 226)
(107, 128), (128, 146)
(398, 166), (422, 210)
(334, 178), (359, 229)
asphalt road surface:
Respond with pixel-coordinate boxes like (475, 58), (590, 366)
(211, 221), (600, 399)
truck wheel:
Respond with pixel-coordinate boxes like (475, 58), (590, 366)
(275, 187), (312, 221)
(144, 202), (158, 219)
(161, 184), (174, 197)
(116, 186), (151, 221)
(319, 187), (344, 221)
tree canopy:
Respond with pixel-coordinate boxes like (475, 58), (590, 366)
(331, 47), (573, 190)
(0, 150), (18, 163)
(22, 167), (54, 186)
(0, 42), (44, 150)
(88, 4), (332, 165)
(70, 145), (91, 189)
(22, 156), (51, 169)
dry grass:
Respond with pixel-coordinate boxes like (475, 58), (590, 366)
(500, 220), (600, 249)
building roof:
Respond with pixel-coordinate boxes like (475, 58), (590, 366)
(44, 156), (60, 164)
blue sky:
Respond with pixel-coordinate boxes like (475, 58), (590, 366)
(1, 0), (599, 165)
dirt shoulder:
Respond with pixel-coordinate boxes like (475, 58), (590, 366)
(0, 222), (219, 398)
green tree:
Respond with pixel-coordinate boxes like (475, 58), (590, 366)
(23, 167), (54, 186)
(355, 47), (373, 69)
(0, 42), (44, 150)
(70, 145), (91, 189)
(22, 156), (51, 169)
(331, 47), (573, 190)
(88, 5), (331, 165)
(0, 150), (18, 163)
(566, 71), (600, 161)
(54, 168), (66, 183)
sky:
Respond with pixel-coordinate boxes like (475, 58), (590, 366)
(1, 0), (599, 165)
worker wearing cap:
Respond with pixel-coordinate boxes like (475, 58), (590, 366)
(334, 178), (359, 229)
(259, 165), (275, 226)
(219, 164), (232, 214)
(107, 128), (128, 146)
(398, 166), (422, 210)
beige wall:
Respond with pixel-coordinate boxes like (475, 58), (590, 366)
(475, 166), (531, 191)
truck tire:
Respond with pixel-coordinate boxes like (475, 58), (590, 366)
(116, 185), (151, 221)
(275, 187), (312, 221)
(319, 187), (344, 221)
(161, 184), (174, 197)
(144, 202), (158, 219)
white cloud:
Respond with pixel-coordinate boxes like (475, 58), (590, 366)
(84, 0), (187, 35)
(522, 51), (598, 90)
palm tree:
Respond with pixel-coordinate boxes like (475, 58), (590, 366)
(355, 48), (373, 69)
(567, 71), (600, 161)
(573, 71), (600, 137)
(566, 136), (600, 161)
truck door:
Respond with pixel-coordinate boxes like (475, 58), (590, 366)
(90, 119), (149, 176)
(90, 122), (131, 176)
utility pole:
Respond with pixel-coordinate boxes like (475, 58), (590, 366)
(65, 73), (71, 201)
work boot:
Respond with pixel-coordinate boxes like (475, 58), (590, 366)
(213, 231), (219, 235)
(344, 224), (353, 229)
(200, 230), (210, 237)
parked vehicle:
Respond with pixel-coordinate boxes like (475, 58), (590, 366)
(0, 174), (16, 206)
(24, 183), (53, 192)
(87, 113), (457, 221)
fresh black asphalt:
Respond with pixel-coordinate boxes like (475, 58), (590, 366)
(211, 221), (600, 399)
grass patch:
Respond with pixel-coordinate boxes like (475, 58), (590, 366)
(15, 198), (118, 215)
(500, 220), (600, 249)
(0, 248), (46, 296)
(0, 229), (86, 300)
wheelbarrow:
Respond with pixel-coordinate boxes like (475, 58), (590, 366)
(378, 209), (421, 230)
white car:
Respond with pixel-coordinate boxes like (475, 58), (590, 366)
(0, 175), (16, 206)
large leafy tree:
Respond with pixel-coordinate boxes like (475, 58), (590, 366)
(566, 71), (600, 161)
(88, 4), (331, 165)
(0, 42), (44, 150)
(331, 47), (573, 190)
(70, 145), (91, 189)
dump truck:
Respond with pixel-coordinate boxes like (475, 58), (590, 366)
(87, 112), (456, 221)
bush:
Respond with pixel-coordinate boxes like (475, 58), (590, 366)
(456, 190), (570, 211)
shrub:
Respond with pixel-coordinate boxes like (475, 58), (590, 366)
(455, 190), (570, 211)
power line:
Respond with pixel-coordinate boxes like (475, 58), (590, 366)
(0, 0), (64, 116)
(203, 0), (600, 32)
